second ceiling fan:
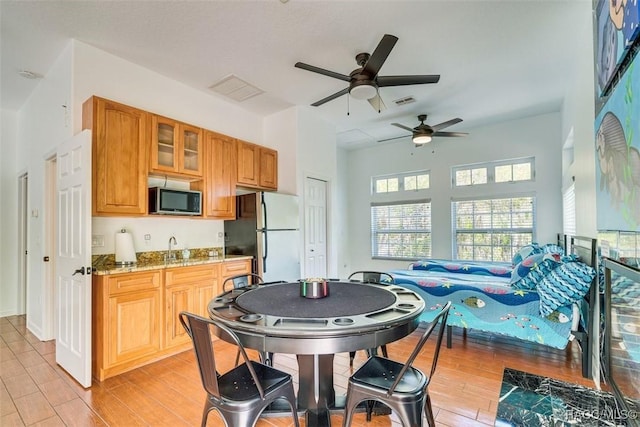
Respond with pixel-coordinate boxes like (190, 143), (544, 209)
(295, 34), (440, 111)
(380, 114), (469, 145)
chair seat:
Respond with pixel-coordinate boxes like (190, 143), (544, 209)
(218, 361), (291, 400)
(351, 356), (427, 394)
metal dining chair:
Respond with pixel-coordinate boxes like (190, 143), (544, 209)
(342, 301), (452, 427)
(179, 312), (300, 427)
(222, 273), (264, 292)
(346, 271), (394, 366)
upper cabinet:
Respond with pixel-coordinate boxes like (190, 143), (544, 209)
(193, 131), (237, 219)
(150, 115), (203, 179)
(236, 139), (278, 190)
(83, 96), (148, 216)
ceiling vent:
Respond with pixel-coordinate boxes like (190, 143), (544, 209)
(209, 75), (264, 102)
(393, 96), (416, 106)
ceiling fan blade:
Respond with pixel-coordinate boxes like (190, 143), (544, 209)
(295, 62), (351, 82)
(378, 134), (410, 143)
(431, 118), (463, 131)
(376, 75), (440, 87)
(432, 131), (469, 137)
(362, 34), (398, 77)
(367, 93), (387, 112)
(391, 123), (415, 132)
(310, 87), (349, 106)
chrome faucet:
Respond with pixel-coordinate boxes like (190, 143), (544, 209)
(167, 236), (177, 263)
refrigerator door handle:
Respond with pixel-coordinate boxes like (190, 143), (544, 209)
(262, 229), (268, 273)
(260, 192), (268, 231)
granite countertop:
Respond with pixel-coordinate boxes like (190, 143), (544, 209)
(92, 248), (252, 275)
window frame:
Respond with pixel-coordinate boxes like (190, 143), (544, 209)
(370, 199), (432, 261)
(452, 157), (535, 187)
(451, 194), (537, 262)
(372, 170), (430, 194)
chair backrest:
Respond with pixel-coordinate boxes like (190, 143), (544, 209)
(179, 311), (266, 399)
(223, 273), (264, 291)
(348, 270), (395, 284)
(387, 301), (451, 395)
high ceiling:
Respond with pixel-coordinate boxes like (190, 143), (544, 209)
(0, 1), (592, 149)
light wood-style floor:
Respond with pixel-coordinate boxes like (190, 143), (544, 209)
(1, 314), (595, 426)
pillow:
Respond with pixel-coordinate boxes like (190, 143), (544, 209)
(537, 262), (596, 317)
(510, 253), (562, 290)
(511, 243), (542, 266)
(541, 243), (564, 256)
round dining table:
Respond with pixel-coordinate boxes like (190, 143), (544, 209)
(207, 280), (425, 427)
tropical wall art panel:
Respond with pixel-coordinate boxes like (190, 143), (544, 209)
(594, 0), (640, 99)
(594, 54), (640, 231)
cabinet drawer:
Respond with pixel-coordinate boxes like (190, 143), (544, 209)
(107, 271), (161, 295)
(221, 259), (251, 277)
(165, 264), (219, 286)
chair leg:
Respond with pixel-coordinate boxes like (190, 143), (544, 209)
(349, 351), (356, 366)
(234, 348), (241, 366)
(425, 394), (436, 427)
(381, 345), (388, 358)
(201, 400), (214, 427)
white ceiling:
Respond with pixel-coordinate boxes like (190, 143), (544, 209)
(0, 1), (591, 149)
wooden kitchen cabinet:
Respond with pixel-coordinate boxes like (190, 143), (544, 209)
(220, 258), (252, 284)
(150, 115), (203, 178)
(83, 96), (149, 216)
(92, 270), (162, 381)
(164, 264), (219, 349)
(236, 139), (278, 190)
(193, 131), (237, 219)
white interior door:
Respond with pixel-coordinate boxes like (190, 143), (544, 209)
(304, 177), (327, 278)
(56, 130), (92, 387)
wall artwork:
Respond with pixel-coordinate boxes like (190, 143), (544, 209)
(594, 0), (640, 99)
(595, 54), (640, 231)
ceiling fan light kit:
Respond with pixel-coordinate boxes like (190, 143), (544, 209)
(413, 134), (432, 145)
(295, 34), (440, 112)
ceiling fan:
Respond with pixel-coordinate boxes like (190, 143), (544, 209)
(294, 34), (440, 112)
(380, 114), (469, 145)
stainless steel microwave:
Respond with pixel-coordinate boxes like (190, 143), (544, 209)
(148, 187), (202, 215)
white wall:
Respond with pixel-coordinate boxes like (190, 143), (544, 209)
(295, 107), (339, 278)
(345, 112), (563, 273)
(264, 108), (298, 196)
(2, 39), (305, 338)
(0, 109), (19, 317)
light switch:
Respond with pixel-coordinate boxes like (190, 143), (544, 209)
(92, 235), (105, 247)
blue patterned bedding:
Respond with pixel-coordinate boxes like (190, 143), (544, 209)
(389, 269), (580, 349)
(410, 259), (512, 278)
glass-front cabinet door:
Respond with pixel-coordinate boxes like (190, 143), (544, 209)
(151, 115), (202, 178)
(180, 123), (203, 177)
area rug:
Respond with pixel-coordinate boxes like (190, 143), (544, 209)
(495, 368), (638, 427)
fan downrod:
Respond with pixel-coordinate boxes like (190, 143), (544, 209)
(355, 53), (370, 67)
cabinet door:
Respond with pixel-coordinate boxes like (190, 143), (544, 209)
(221, 259), (252, 283)
(179, 124), (203, 177)
(84, 96), (148, 216)
(107, 289), (161, 366)
(194, 280), (217, 317)
(201, 131), (237, 219)
(236, 139), (260, 187)
(150, 115), (178, 174)
(259, 147), (278, 189)
(165, 285), (193, 348)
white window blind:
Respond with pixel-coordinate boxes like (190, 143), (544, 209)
(451, 195), (536, 261)
(563, 183), (576, 236)
(371, 200), (431, 259)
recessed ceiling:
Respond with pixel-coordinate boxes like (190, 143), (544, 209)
(0, 1), (592, 149)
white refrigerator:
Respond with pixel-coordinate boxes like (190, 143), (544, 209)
(224, 192), (301, 283)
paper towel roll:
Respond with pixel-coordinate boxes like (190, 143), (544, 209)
(115, 229), (136, 265)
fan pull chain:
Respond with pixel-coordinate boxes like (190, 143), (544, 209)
(377, 87), (381, 113)
(347, 93), (350, 116)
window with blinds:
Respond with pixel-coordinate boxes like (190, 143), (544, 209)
(451, 195), (536, 261)
(563, 183), (576, 236)
(371, 200), (431, 259)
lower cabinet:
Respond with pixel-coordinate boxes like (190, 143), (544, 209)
(92, 259), (248, 381)
(93, 270), (162, 381)
(164, 263), (220, 349)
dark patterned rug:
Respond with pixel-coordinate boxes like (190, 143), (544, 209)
(495, 368), (639, 427)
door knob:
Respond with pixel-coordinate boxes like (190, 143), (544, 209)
(72, 267), (86, 276)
